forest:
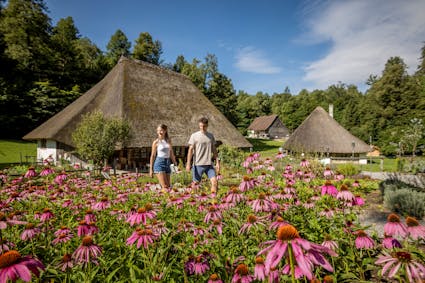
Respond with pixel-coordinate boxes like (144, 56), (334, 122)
(1, 0), (424, 155)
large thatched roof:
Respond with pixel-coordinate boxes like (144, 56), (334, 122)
(23, 57), (252, 148)
(283, 106), (370, 154)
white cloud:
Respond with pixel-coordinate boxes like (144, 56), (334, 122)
(235, 46), (282, 74)
(301, 0), (425, 88)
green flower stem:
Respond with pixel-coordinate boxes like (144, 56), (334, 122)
(288, 242), (296, 283)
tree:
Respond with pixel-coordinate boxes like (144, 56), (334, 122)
(400, 118), (424, 158)
(106, 29), (131, 67)
(173, 55), (186, 73)
(0, 0), (52, 78)
(133, 32), (162, 65)
(72, 111), (132, 165)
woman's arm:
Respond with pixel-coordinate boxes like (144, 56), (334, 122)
(169, 140), (177, 165)
(149, 140), (157, 177)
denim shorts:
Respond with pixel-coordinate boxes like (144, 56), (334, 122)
(153, 157), (171, 174)
(192, 165), (216, 182)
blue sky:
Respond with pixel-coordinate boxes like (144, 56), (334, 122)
(44, 0), (425, 95)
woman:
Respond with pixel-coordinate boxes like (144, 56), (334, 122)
(149, 124), (177, 189)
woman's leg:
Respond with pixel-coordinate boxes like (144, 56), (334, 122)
(165, 173), (171, 188)
(156, 172), (167, 189)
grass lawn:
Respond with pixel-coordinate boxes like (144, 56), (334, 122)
(0, 139), (37, 165)
(246, 138), (283, 157)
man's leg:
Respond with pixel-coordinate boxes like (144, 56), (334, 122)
(191, 166), (202, 193)
(206, 165), (218, 195)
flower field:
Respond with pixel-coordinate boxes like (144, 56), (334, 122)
(0, 153), (424, 282)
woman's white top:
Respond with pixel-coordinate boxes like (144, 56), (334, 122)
(157, 139), (170, 158)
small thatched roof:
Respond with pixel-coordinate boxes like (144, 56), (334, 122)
(23, 57), (252, 148)
(283, 106), (370, 154)
(248, 114), (279, 131)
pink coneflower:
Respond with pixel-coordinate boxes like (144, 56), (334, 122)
(52, 232), (73, 245)
(224, 187), (246, 204)
(406, 216), (425, 240)
(92, 197), (111, 210)
(352, 180), (360, 187)
(39, 166), (54, 176)
(77, 221), (90, 237)
(204, 205), (223, 223)
(0, 250), (44, 282)
(72, 236), (102, 265)
(254, 257), (266, 281)
(334, 172), (344, 181)
(84, 209), (96, 223)
(275, 151), (284, 159)
(126, 204), (157, 226)
(239, 214), (265, 234)
(353, 195), (364, 206)
(267, 164), (275, 171)
(24, 167), (37, 178)
(239, 176), (255, 191)
(40, 208), (54, 222)
(232, 263), (254, 283)
(355, 230), (375, 249)
(0, 212), (27, 229)
(300, 158), (309, 167)
(384, 214), (407, 238)
(20, 223), (41, 241)
(54, 171), (67, 185)
(382, 234), (402, 249)
(269, 216), (288, 230)
(249, 193), (277, 213)
(126, 228), (159, 249)
(376, 251), (425, 282)
(208, 273), (223, 283)
(281, 264), (305, 279)
(321, 181), (338, 197)
(323, 167), (333, 178)
(58, 254), (73, 272)
(0, 239), (15, 253)
(319, 208), (335, 218)
(321, 236), (339, 252)
(209, 219), (223, 235)
(258, 224), (336, 280)
(336, 184), (355, 205)
(303, 200), (315, 209)
(193, 254), (211, 275)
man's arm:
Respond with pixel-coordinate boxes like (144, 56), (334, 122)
(186, 145), (193, 172)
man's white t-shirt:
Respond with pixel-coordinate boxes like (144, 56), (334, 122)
(188, 131), (216, 166)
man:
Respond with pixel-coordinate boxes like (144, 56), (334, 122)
(186, 117), (220, 195)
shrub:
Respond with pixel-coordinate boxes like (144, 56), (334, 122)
(218, 144), (245, 169)
(336, 163), (360, 177)
(384, 188), (425, 218)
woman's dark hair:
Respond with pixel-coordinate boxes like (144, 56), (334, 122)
(157, 124), (169, 142)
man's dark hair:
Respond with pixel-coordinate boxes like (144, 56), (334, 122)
(198, 117), (209, 125)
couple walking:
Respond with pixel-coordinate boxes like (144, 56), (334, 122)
(149, 117), (220, 194)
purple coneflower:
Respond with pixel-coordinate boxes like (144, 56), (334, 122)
(239, 214), (265, 234)
(52, 232), (73, 245)
(0, 212), (27, 229)
(336, 184), (355, 205)
(39, 166), (54, 176)
(192, 254), (211, 275)
(0, 250), (44, 282)
(384, 214), (407, 238)
(249, 193), (276, 213)
(224, 187), (245, 204)
(54, 171), (67, 185)
(20, 223), (41, 241)
(204, 205), (223, 223)
(321, 235), (339, 252)
(355, 230), (375, 249)
(208, 273), (223, 283)
(406, 216), (425, 240)
(321, 180), (338, 197)
(126, 203), (157, 226)
(232, 263), (254, 283)
(353, 195), (364, 206)
(58, 254), (73, 272)
(376, 251), (425, 282)
(300, 158), (309, 167)
(209, 219), (223, 235)
(0, 239), (15, 253)
(239, 176), (255, 191)
(269, 216), (288, 230)
(382, 234), (402, 249)
(72, 236), (102, 265)
(258, 224), (336, 279)
(352, 180), (360, 187)
(126, 228), (159, 249)
(84, 209), (96, 223)
(319, 208), (335, 218)
(24, 167), (37, 178)
(323, 167), (333, 178)
(254, 256), (266, 281)
(334, 172), (344, 180)
(40, 208), (54, 222)
(92, 197), (111, 210)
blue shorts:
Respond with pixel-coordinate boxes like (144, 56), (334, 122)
(153, 157), (171, 174)
(192, 165), (216, 182)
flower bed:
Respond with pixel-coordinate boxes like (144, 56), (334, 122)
(0, 153), (424, 282)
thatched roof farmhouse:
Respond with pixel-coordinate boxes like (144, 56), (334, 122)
(283, 106), (370, 155)
(23, 57), (251, 169)
(247, 114), (289, 139)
